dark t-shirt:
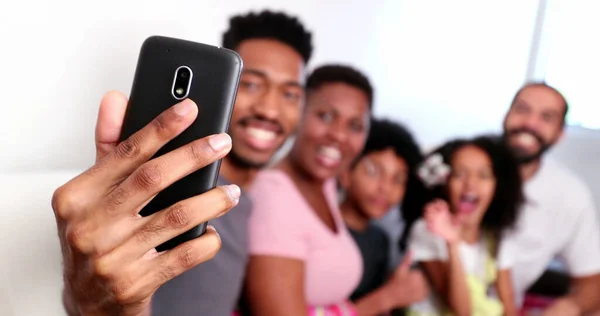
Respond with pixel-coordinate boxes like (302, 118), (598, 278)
(349, 224), (390, 301)
(151, 176), (252, 316)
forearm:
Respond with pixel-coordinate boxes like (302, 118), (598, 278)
(446, 241), (471, 316)
(561, 281), (600, 314)
(503, 305), (518, 316)
(500, 290), (518, 316)
(497, 269), (517, 316)
(353, 286), (394, 316)
(501, 299), (518, 316)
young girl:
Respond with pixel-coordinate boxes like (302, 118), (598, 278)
(407, 136), (524, 316)
(339, 118), (429, 313)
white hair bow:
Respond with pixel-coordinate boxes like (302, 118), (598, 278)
(417, 153), (451, 188)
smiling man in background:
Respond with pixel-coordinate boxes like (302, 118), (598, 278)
(498, 82), (600, 316)
(151, 10), (313, 316)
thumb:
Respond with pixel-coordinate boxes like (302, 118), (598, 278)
(95, 91), (128, 162)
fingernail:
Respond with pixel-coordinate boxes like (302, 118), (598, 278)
(225, 184), (241, 202)
(173, 99), (194, 116)
(217, 185), (240, 218)
(208, 133), (232, 152)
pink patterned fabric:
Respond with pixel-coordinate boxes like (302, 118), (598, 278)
(308, 301), (358, 316)
(519, 294), (556, 316)
(233, 301), (359, 316)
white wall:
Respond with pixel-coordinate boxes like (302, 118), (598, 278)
(550, 127), (600, 209)
(0, 0), (540, 171)
(1, 0), (597, 203)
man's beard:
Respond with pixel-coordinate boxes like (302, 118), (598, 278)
(227, 115), (286, 169)
(227, 148), (269, 169)
(502, 128), (552, 164)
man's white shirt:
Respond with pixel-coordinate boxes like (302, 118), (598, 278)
(498, 158), (600, 305)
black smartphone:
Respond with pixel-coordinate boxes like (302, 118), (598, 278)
(120, 35), (242, 251)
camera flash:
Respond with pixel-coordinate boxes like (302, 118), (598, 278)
(175, 88), (184, 95)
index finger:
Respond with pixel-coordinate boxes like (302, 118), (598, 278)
(62, 99), (199, 207)
(90, 99), (198, 185)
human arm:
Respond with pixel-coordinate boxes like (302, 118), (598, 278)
(353, 251), (429, 315)
(496, 269), (517, 316)
(422, 200), (470, 316)
(55, 92), (238, 315)
(418, 244), (470, 316)
(541, 274), (600, 316)
(245, 174), (316, 316)
(245, 255), (308, 316)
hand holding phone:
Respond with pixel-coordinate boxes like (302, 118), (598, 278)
(53, 36), (243, 315)
(55, 93), (239, 315)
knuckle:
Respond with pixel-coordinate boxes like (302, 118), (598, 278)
(188, 140), (212, 164)
(133, 164), (162, 191)
(92, 257), (114, 279)
(164, 203), (190, 230)
(176, 244), (199, 270)
(111, 278), (135, 305)
(51, 185), (69, 218)
(66, 222), (108, 257)
(154, 111), (172, 135)
(66, 223), (89, 253)
(52, 185), (81, 220)
(115, 137), (142, 160)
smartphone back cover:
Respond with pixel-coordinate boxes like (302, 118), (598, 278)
(120, 36), (242, 250)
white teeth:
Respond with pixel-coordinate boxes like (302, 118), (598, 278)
(318, 146), (342, 161)
(247, 127), (276, 141)
(463, 193), (478, 202)
(516, 133), (537, 146)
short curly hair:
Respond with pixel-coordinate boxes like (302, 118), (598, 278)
(426, 135), (524, 238)
(222, 10), (313, 63)
(355, 118), (430, 251)
(356, 118), (426, 213)
(306, 64), (374, 108)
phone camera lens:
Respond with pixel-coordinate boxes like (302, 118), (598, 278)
(172, 66), (192, 100)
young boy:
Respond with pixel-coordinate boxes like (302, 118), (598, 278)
(340, 118), (427, 305)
